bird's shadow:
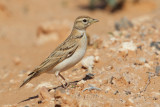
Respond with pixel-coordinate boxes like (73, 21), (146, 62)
(18, 73), (94, 104)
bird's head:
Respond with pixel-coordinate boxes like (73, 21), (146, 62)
(74, 16), (99, 30)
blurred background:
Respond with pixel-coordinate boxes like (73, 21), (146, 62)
(0, 0), (160, 106)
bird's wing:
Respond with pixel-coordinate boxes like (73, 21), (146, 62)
(29, 33), (84, 75)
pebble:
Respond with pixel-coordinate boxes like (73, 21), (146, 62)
(110, 37), (117, 42)
(152, 92), (160, 96)
(125, 90), (131, 95)
(155, 66), (160, 76)
(144, 63), (151, 68)
(105, 87), (111, 93)
(94, 56), (100, 63)
(122, 72), (140, 85)
(115, 17), (133, 31)
(13, 56), (21, 65)
(18, 74), (24, 77)
(139, 57), (146, 63)
(54, 90), (78, 106)
(49, 89), (55, 94)
(150, 42), (160, 51)
(77, 80), (86, 85)
(39, 86), (53, 101)
(114, 90), (119, 95)
(9, 79), (15, 84)
(106, 66), (113, 71)
(83, 84), (101, 92)
(120, 41), (137, 51)
(34, 82), (53, 91)
(26, 83), (34, 88)
(81, 56), (95, 72)
(128, 97), (134, 103)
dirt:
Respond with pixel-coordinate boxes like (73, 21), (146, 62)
(0, 0), (160, 106)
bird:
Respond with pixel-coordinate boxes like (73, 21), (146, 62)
(20, 16), (99, 88)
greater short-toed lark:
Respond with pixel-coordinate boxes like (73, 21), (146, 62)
(20, 16), (99, 88)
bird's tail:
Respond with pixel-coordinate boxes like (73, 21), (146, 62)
(19, 71), (39, 88)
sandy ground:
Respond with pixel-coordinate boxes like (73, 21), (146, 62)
(0, 0), (160, 106)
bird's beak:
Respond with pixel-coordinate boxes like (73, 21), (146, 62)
(93, 19), (99, 23)
(90, 18), (99, 24)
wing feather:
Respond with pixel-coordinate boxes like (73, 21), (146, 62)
(31, 34), (81, 73)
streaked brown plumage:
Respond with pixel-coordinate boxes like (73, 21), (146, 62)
(20, 16), (98, 88)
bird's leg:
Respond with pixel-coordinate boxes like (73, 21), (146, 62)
(55, 71), (69, 88)
(59, 73), (70, 87)
(55, 71), (65, 87)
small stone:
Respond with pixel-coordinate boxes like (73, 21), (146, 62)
(106, 66), (113, 71)
(114, 90), (119, 95)
(155, 66), (160, 76)
(120, 41), (137, 51)
(83, 73), (94, 80)
(94, 56), (100, 63)
(13, 56), (21, 65)
(77, 80), (86, 85)
(150, 42), (160, 51)
(83, 84), (101, 92)
(115, 17), (133, 31)
(18, 74), (24, 77)
(110, 37), (117, 42)
(105, 87), (111, 93)
(9, 79), (15, 84)
(39, 86), (52, 101)
(125, 99), (134, 106)
(144, 63), (151, 68)
(139, 57), (146, 63)
(34, 82), (53, 91)
(125, 90), (131, 95)
(123, 72), (140, 85)
(152, 92), (160, 96)
(128, 97), (134, 103)
(25, 83), (34, 88)
(50, 89), (55, 94)
(81, 56), (95, 73)
(153, 97), (158, 100)
(54, 90), (78, 107)
(24, 106), (30, 107)
(102, 40), (109, 48)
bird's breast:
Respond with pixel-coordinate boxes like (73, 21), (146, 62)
(51, 32), (87, 72)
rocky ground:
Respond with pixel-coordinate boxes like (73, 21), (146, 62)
(0, 0), (160, 107)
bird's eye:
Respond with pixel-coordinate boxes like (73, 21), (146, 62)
(83, 19), (87, 23)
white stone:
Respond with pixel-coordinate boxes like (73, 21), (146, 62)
(81, 56), (95, 70)
(144, 63), (151, 68)
(25, 83), (34, 88)
(34, 82), (53, 91)
(9, 79), (15, 84)
(105, 86), (111, 93)
(77, 80), (86, 85)
(120, 41), (137, 51)
(95, 56), (100, 63)
(128, 97), (134, 103)
(18, 74), (24, 77)
(139, 57), (146, 63)
(13, 56), (21, 65)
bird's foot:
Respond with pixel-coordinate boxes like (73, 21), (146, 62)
(62, 82), (70, 89)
